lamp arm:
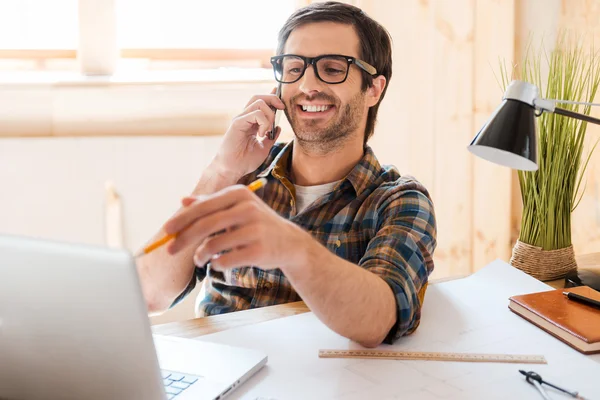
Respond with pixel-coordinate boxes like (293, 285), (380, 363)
(553, 107), (600, 126)
(547, 99), (600, 107)
(533, 98), (600, 125)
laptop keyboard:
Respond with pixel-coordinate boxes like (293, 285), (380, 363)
(161, 370), (201, 399)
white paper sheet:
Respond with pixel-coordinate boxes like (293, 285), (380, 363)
(197, 260), (600, 399)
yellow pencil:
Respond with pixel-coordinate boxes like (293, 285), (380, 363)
(141, 177), (268, 255)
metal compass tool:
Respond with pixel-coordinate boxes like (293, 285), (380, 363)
(520, 370), (586, 400)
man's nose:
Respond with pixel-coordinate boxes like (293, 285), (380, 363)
(298, 64), (325, 96)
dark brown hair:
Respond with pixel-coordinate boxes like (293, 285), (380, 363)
(276, 1), (393, 143)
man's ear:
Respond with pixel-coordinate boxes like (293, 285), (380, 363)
(366, 75), (386, 108)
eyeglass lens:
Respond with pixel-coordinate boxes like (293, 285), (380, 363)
(274, 55), (349, 84)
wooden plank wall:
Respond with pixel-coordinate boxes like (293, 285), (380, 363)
(472, 0), (515, 271)
(554, 1), (600, 256)
(366, 0), (515, 277)
(366, 0), (600, 277)
(430, 0), (476, 276)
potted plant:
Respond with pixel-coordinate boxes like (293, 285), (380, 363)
(501, 37), (600, 281)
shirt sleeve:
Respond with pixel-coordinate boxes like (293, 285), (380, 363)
(169, 264), (208, 308)
(358, 180), (437, 344)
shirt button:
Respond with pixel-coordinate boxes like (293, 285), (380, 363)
(289, 199), (294, 206)
(335, 239), (341, 248)
(262, 282), (272, 292)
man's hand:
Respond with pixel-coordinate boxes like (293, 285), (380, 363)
(162, 183), (398, 348)
(209, 90), (285, 182)
(136, 90), (285, 313)
(164, 184), (311, 271)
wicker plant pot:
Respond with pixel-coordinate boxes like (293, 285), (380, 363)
(510, 240), (577, 281)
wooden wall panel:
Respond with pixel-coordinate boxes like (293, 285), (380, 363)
(367, 0), (455, 277)
(430, 0), (475, 275)
(471, 0), (515, 271)
(366, 0), (435, 189)
(556, 0), (600, 256)
(368, 0), (480, 277)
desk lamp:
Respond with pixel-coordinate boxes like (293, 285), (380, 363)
(468, 80), (600, 290)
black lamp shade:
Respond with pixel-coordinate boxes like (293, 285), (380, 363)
(468, 99), (538, 171)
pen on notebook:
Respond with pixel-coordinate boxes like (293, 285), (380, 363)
(563, 291), (600, 310)
(141, 178), (268, 255)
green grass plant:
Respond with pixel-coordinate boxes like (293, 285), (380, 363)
(500, 36), (600, 250)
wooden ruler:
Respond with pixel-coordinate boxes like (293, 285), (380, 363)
(318, 349), (547, 364)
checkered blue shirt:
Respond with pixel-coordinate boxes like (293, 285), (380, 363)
(174, 142), (437, 343)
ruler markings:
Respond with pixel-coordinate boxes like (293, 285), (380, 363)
(318, 349), (547, 364)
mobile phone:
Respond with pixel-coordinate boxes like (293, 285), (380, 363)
(268, 83), (282, 140)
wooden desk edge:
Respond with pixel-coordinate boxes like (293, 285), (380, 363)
(152, 258), (600, 339)
(151, 275), (467, 340)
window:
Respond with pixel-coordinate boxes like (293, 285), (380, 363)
(0, 0), (299, 72)
(0, 0), (78, 50)
(117, 0), (294, 50)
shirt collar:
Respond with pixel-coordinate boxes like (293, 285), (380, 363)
(257, 141), (293, 180)
(345, 145), (383, 196)
(257, 142), (383, 197)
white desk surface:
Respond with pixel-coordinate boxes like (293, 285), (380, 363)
(197, 260), (600, 400)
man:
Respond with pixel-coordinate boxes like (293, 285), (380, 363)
(136, 1), (436, 348)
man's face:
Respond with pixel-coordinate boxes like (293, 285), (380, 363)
(281, 22), (369, 149)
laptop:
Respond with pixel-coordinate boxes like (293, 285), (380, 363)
(0, 234), (267, 400)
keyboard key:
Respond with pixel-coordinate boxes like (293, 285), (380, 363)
(161, 372), (172, 379)
(163, 379), (172, 387)
(171, 381), (190, 390)
(181, 376), (198, 384)
(165, 387), (182, 395)
(169, 373), (185, 381)
(167, 394), (176, 400)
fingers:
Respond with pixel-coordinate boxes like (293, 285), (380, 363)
(262, 125), (281, 142)
(243, 93), (285, 110)
(243, 98), (280, 117)
(167, 203), (255, 254)
(236, 92), (285, 139)
(210, 242), (264, 270)
(193, 224), (259, 266)
(181, 196), (196, 207)
(233, 109), (272, 138)
(239, 99), (277, 130)
(164, 185), (255, 236)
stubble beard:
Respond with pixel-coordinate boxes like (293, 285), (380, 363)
(285, 91), (366, 155)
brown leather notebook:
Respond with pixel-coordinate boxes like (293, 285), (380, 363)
(509, 286), (600, 354)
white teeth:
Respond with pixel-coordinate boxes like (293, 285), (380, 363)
(302, 105), (331, 112)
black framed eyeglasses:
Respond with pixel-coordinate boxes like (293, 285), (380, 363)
(270, 54), (378, 84)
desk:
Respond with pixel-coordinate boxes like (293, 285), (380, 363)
(151, 254), (600, 339)
(154, 261), (600, 400)
(152, 301), (310, 339)
(151, 275), (463, 340)
(546, 251), (600, 289)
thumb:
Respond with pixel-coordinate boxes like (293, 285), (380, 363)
(265, 126), (282, 143)
(181, 196), (197, 207)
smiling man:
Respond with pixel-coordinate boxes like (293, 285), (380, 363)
(136, 1), (437, 347)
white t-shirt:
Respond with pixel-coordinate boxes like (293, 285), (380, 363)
(293, 180), (342, 213)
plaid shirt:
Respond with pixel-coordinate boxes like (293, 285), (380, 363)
(175, 142), (437, 343)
